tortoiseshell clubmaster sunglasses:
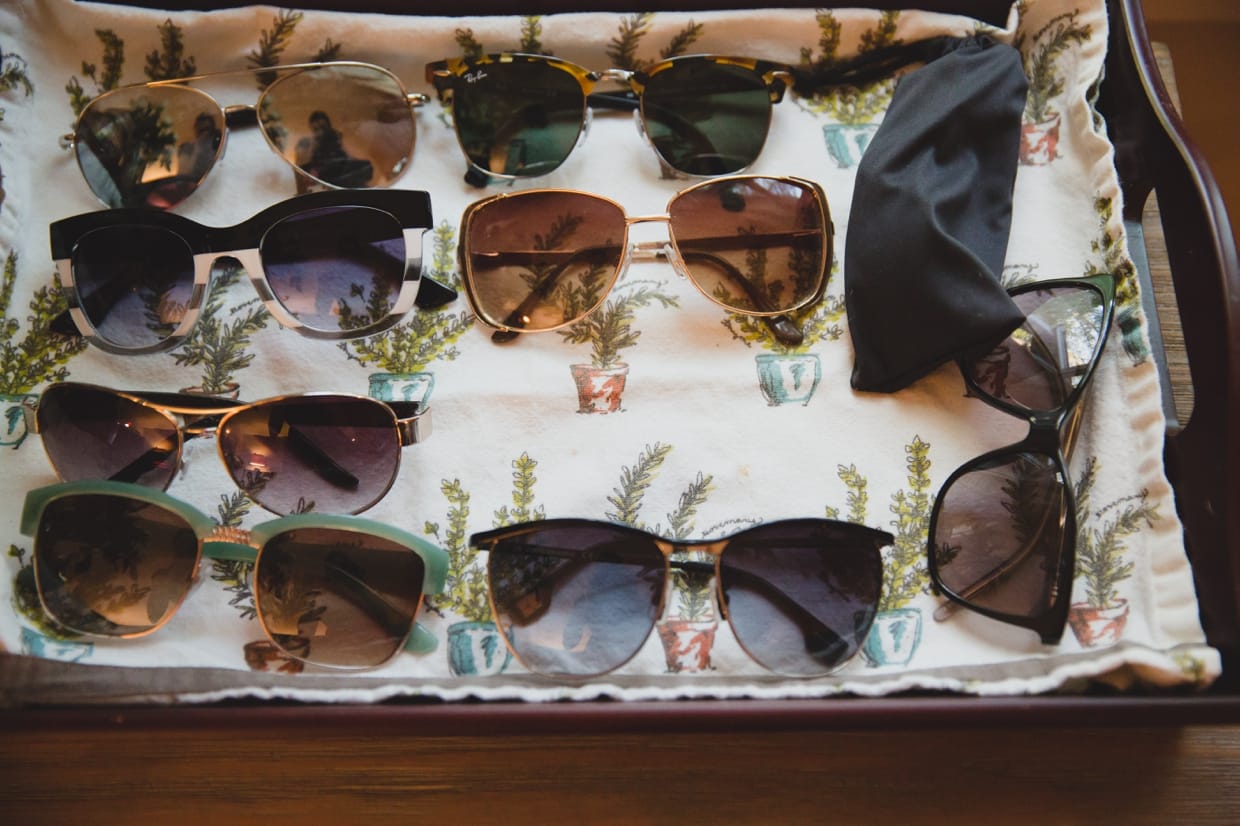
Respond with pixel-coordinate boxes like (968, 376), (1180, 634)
(426, 53), (794, 185)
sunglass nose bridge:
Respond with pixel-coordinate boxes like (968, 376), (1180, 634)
(223, 104), (258, 130)
(663, 548), (721, 623)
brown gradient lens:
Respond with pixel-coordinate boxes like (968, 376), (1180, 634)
(254, 526), (426, 668)
(465, 191), (627, 332)
(669, 177), (827, 315)
(967, 285), (1105, 413)
(487, 523), (665, 677)
(718, 520), (883, 676)
(932, 452), (1067, 619)
(37, 383), (181, 489)
(218, 395), (401, 515)
(259, 64), (414, 189)
(74, 85), (225, 209)
(34, 493), (201, 636)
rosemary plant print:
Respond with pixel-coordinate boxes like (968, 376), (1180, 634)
(800, 10), (902, 168)
(342, 220), (473, 405)
(1068, 457), (1159, 648)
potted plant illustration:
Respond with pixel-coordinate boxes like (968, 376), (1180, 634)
(0, 252), (88, 448)
(426, 454), (547, 678)
(8, 545), (94, 663)
(848, 437), (932, 667)
(799, 11), (900, 168)
(1068, 458), (1157, 647)
(605, 442), (719, 673)
(341, 221), (473, 407)
(720, 255), (844, 407)
(657, 547), (718, 673)
(560, 278), (677, 414)
(1015, 8), (1091, 165)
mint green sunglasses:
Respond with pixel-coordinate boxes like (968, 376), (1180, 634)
(21, 481), (448, 670)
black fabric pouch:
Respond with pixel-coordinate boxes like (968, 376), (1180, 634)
(803, 36), (1029, 393)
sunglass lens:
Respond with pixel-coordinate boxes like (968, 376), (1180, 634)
(37, 383), (180, 489)
(259, 64), (414, 188)
(34, 493), (200, 635)
(450, 59), (587, 177)
(642, 59), (772, 175)
(966, 284), (1106, 412)
(464, 191), (626, 332)
(255, 526), (426, 668)
(259, 205), (406, 333)
(718, 520), (883, 676)
(74, 85), (224, 209)
(931, 452), (1067, 620)
(71, 225), (196, 349)
(487, 523), (664, 677)
(669, 177), (828, 314)
(218, 395), (400, 515)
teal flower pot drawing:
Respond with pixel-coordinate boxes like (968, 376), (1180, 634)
(0, 393), (36, 449)
(368, 371), (435, 406)
(822, 123), (879, 168)
(20, 627), (93, 662)
(447, 620), (511, 676)
(862, 607), (923, 667)
(755, 353), (821, 406)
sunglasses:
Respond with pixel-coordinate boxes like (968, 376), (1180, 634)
(426, 53), (792, 185)
(927, 274), (1117, 644)
(49, 189), (456, 355)
(20, 481), (448, 670)
(472, 518), (893, 679)
(458, 175), (832, 346)
(28, 381), (431, 516)
(63, 61), (426, 210)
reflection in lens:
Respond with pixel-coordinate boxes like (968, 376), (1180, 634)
(450, 59), (588, 177)
(932, 452), (1067, 620)
(218, 395), (400, 515)
(719, 520), (882, 676)
(670, 177), (827, 315)
(74, 85), (224, 209)
(34, 493), (200, 636)
(967, 285), (1104, 413)
(260, 64), (414, 188)
(642, 58), (772, 175)
(72, 225), (195, 349)
(255, 527), (425, 668)
(487, 523), (664, 677)
(465, 192), (626, 332)
(260, 206), (405, 332)
(37, 383), (180, 489)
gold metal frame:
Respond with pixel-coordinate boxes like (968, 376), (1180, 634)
(457, 174), (833, 343)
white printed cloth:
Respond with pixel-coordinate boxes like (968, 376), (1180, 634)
(0, 0), (1220, 704)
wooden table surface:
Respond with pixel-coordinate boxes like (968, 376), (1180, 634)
(2, 43), (1238, 824)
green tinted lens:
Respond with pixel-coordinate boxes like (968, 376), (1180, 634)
(642, 60), (772, 175)
(452, 60), (587, 177)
